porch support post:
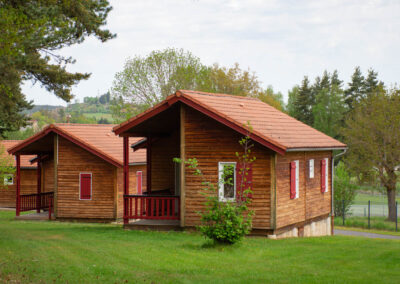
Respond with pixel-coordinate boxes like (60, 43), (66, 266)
(123, 136), (129, 224)
(146, 135), (152, 193)
(36, 154), (42, 213)
(16, 154), (21, 216)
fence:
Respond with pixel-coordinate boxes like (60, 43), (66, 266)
(336, 199), (398, 232)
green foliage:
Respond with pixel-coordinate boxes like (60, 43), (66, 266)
(0, 0), (114, 136)
(334, 162), (357, 217)
(293, 76), (314, 125)
(174, 125), (255, 244)
(0, 143), (15, 187)
(255, 85), (285, 111)
(342, 86), (400, 221)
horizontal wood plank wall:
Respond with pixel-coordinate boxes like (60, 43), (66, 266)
(42, 158), (54, 194)
(151, 130), (179, 192)
(116, 165), (146, 219)
(275, 151), (332, 229)
(0, 169), (36, 207)
(57, 137), (116, 219)
(184, 108), (272, 229)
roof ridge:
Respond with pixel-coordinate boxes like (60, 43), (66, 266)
(1, 140), (22, 142)
(55, 123), (117, 127)
(179, 90), (260, 101)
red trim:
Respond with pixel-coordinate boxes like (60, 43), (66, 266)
(16, 155), (21, 216)
(123, 137), (129, 224)
(8, 125), (122, 168)
(113, 92), (286, 155)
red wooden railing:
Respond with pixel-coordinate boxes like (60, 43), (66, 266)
(20, 192), (54, 212)
(124, 195), (180, 220)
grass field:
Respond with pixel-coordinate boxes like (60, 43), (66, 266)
(354, 193), (400, 204)
(83, 112), (114, 121)
(335, 216), (399, 232)
(0, 211), (399, 283)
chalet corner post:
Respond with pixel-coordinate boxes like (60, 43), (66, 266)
(123, 136), (129, 224)
(180, 104), (186, 227)
(146, 135), (152, 193)
(15, 154), (21, 216)
(53, 134), (58, 217)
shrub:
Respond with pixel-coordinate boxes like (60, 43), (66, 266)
(334, 162), (357, 216)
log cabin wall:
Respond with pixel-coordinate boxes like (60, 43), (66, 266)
(42, 158), (54, 194)
(183, 107), (273, 229)
(56, 137), (116, 219)
(0, 169), (36, 207)
(150, 130), (179, 193)
(116, 165), (147, 219)
(275, 151), (332, 229)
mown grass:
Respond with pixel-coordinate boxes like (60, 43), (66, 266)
(354, 193), (400, 205)
(335, 216), (399, 232)
(0, 211), (399, 283)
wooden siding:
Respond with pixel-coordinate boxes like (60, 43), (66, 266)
(151, 130), (179, 192)
(184, 107), (273, 229)
(116, 165), (147, 219)
(56, 137), (116, 219)
(42, 158), (54, 194)
(275, 151), (332, 229)
(0, 169), (36, 207)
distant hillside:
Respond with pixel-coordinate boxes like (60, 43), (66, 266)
(23, 105), (64, 115)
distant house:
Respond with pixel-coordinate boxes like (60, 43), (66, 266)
(0, 140), (36, 208)
(8, 124), (146, 221)
(113, 90), (346, 238)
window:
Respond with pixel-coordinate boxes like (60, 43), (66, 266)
(136, 171), (142, 195)
(79, 173), (92, 200)
(218, 162), (236, 201)
(290, 160), (299, 199)
(321, 158), (329, 193)
(309, 159), (314, 178)
(4, 174), (13, 185)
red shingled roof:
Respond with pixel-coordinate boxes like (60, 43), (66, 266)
(1, 140), (36, 168)
(8, 124), (146, 167)
(114, 90), (346, 154)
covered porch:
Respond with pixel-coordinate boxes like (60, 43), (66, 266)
(120, 103), (183, 225)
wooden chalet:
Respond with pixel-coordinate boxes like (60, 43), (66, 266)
(8, 124), (146, 221)
(113, 90), (346, 238)
(0, 140), (37, 208)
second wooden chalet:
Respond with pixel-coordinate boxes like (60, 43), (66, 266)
(8, 124), (146, 221)
(113, 90), (346, 238)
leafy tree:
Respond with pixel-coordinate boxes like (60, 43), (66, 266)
(313, 84), (346, 138)
(256, 85), (285, 111)
(342, 86), (400, 221)
(344, 67), (365, 110)
(293, 76), (314, 125)
(0, 0), (114, 136)
(334, 162), (357, 217)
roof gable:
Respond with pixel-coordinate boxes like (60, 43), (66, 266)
(114, 90), (346, 154)
(1, 140), (36, 168)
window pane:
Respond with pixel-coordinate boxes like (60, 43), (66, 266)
(223, 165), (235, 198)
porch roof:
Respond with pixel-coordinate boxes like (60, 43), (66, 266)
(1, 140), (36, 168)
(113, 90), (346, 155)
(7, 124), (146, 168)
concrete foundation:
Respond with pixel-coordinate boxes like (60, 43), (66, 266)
(274, 216), (331, 239)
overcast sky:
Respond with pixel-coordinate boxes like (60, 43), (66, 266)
(23, 0), (400, 106)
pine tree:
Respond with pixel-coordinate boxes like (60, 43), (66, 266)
(344, 67), (365, 110)
(330, 70), (343, 88)
(364, 68), (383, 96)
(294, 76), (314, 125)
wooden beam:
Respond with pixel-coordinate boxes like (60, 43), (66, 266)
(146, 135), (152, 193)
(15, 155), (20, 216)
(53, 134), (58, 217)
(270, 153), (277, 230)
(180, 105), (186, 227)
(123, 136), (129, 224)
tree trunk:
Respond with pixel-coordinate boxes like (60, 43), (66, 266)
(387, 186), (397, 222)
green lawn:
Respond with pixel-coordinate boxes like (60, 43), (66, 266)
(0, 211), (399, 283)
(354, 193), (400, 205)
(335, 216), (399, 232)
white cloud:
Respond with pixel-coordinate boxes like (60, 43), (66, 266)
(23, 0), (400, 105)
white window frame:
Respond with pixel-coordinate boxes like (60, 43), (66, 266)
(309, 159), (314, 179)
(218, 162), (236, 202)
(324, 158), (329, 193)
(136, 171), (143, 195)
(294, 160), (299, 199)
(4, 174), (14, 185)
(79, 172), (92, 200)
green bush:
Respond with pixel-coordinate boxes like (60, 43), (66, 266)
(334, 162), (357, 216)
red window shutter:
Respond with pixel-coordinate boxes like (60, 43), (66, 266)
(80, 174), (92, 200)
(137, 171), (142, 195)
(321, 159), (326, 193)
(236, 163), (253, 200)
(290, 162), (296, 199)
